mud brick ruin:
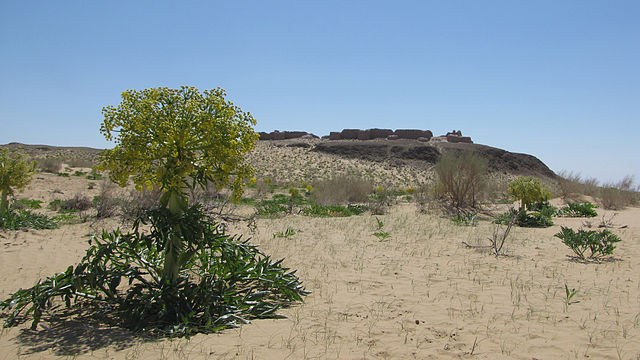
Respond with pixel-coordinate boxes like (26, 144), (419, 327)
(258, 128), (472, 143)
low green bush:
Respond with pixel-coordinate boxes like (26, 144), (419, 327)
(302, 204), (367, 217)
(527, 201), (558, 217)
(558, 202), (598, 217)
(554, 227), (620, 260)
(0, 208), (57, 230)
(494, 208), (553, 228)
(14, 199), (43, 209)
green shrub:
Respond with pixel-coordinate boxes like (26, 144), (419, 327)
(0, 208), (57, 230)
(528, 201), (558, 218)
(302, 204), (367, 217)
(0, 149), (35, 217)
(72, 170), (87, 177)
(434, 151), (488, 209)
(554, 227), (621, 260)
(558, 202), (598, 217)
(494, 208), (553, 228)
(256, 194), (290, 217)
(14, 199), (43, 209)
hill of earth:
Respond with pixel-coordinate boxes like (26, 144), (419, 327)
(2, 136), (556, 189)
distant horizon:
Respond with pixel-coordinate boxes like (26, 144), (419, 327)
(2, 126), (637, 188)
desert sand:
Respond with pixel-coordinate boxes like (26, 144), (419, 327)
(1, 147), (639, 360)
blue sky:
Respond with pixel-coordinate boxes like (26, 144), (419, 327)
(1, 1), (638, 184)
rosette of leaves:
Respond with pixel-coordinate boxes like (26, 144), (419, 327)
(558, 202), (598, 218)
(1, 206), (308, 336)
(555, 227), (621, 260)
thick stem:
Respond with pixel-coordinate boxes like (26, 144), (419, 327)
(0, 189), (8, 218)
(160, 189), (188, 285)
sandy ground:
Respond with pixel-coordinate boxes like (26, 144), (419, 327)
(1, 171), (639, 359)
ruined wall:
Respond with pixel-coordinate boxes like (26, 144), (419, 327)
(327, 128), (433, 141)
(258, 131), (318, 140)
(259, 128), (470, 143)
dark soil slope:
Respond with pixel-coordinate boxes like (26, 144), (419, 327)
(312, 139), (556, 179)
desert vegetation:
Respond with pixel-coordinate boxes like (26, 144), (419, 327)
(1, 125), (639, 358)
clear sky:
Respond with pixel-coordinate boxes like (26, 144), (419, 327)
(1, 1), (638, 184)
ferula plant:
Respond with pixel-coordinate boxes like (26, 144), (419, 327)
(0, 149), (35, 218)
(1, 86), (308, 336)
(508, 176), (552, 210)
(98, 86), (259, 284)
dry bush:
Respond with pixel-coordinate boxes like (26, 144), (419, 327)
(599, 175), (638, 209)
(66, 158), (95, 168)
(311, 175), (374, 206)
(557, 170), (600, 200)
(120, 186), (163, 222)
(414, 183), (438, 213)
(61, 194), (92, 212)
(484, 175), (510, 204)
(94, 180), (120, 219)
(434, 151), (488, 210)
(35, 157), (62, 173)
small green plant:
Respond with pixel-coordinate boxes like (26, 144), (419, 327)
(57, 172), (70, 177)
(72, 170), (87, 177)
(303, 203), (367, 217)
(88, 182), (96, 189)
(554, 227), (621, 260)
(372, 217), (391, 241)
(558, 202), (598, 218)
(564, 284), (579, 306)
(86, 170), (103, 180)
(14, 199), (43, 209)
(273, 227), (295, 239)
(0, 207), (57, 230)
(451, 212), (478, 226)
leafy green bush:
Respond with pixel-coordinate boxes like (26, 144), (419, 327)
(554, 227), (621, 260)
(14, 199), (43, 209)
(494, 208), (553, 228)
(302, 203), (367, 217)
(1, 206), (307, 335)
(0, 208), (57, 230)
(558, 202), (598, 217)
